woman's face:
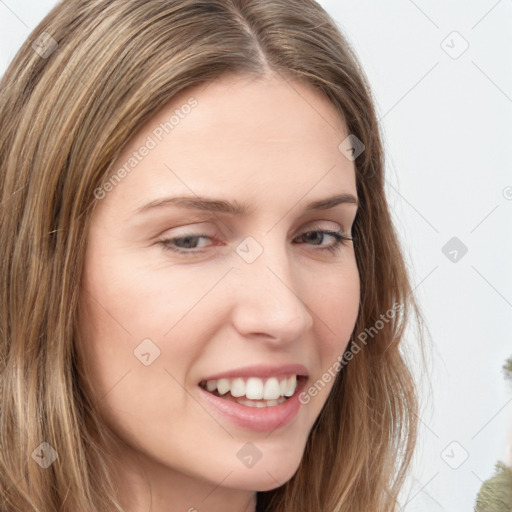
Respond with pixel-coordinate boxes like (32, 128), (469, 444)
(77, 72), (360, 511)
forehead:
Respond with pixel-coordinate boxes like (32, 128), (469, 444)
(99, 73), (356, 215)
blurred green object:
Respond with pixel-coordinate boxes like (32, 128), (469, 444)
(474, 461), (512, 512)
(474, 356), (512, 511)
(504, 357), (512, 384)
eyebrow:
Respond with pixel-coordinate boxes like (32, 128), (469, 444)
(134, 193), (358, 216)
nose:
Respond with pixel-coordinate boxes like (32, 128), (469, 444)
(229, 236), (314, 344)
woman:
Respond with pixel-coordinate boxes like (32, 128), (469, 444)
(0, 1), (427, 511)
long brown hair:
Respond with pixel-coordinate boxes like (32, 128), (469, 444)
(0, 1), (428, 510)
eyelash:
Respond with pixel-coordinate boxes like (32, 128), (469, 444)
(157, 228), (354, 257)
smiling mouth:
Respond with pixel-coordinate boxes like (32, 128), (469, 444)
(199, 375), (307, 408)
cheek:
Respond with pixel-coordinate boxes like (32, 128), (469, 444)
(312, 260), (360, 355)
(80, 252), (187, 344)
(303, 260), (359, 409)
(76, 267), (196, 447)
(76, 249), (226, 406)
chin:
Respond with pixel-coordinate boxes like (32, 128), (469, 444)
(226, 454), (303, 491)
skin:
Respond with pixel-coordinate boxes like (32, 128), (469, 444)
(77, 71), (361, 512)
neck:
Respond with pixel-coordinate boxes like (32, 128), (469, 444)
(244, 492), (257, 512)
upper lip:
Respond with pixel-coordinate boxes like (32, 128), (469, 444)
(199, 364), (309, 383)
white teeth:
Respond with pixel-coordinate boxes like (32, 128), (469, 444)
(230, 378), (245, 398)
(216, 378), (230, 395)
(246, 377), (263, 400)
(236, 396), (287, 408)
(263, 377), (281, 400)
(202, 375), (299, 400)
(284, 375), (297, 397)
(279, 379), (287, 396)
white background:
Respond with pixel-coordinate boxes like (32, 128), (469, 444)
(1, 1), (511, 510)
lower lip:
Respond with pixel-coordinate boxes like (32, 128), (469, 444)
(197, 378), (307, 432)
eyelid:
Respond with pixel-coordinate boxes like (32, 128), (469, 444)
(157, 226), (353, 257)
(156, 219), (353, 253)
(158, 219), (347, 239)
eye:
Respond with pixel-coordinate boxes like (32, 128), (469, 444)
(156, 226), (353, 256)
(158, 233), (212, 254)
(292, 229), (353, 255)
